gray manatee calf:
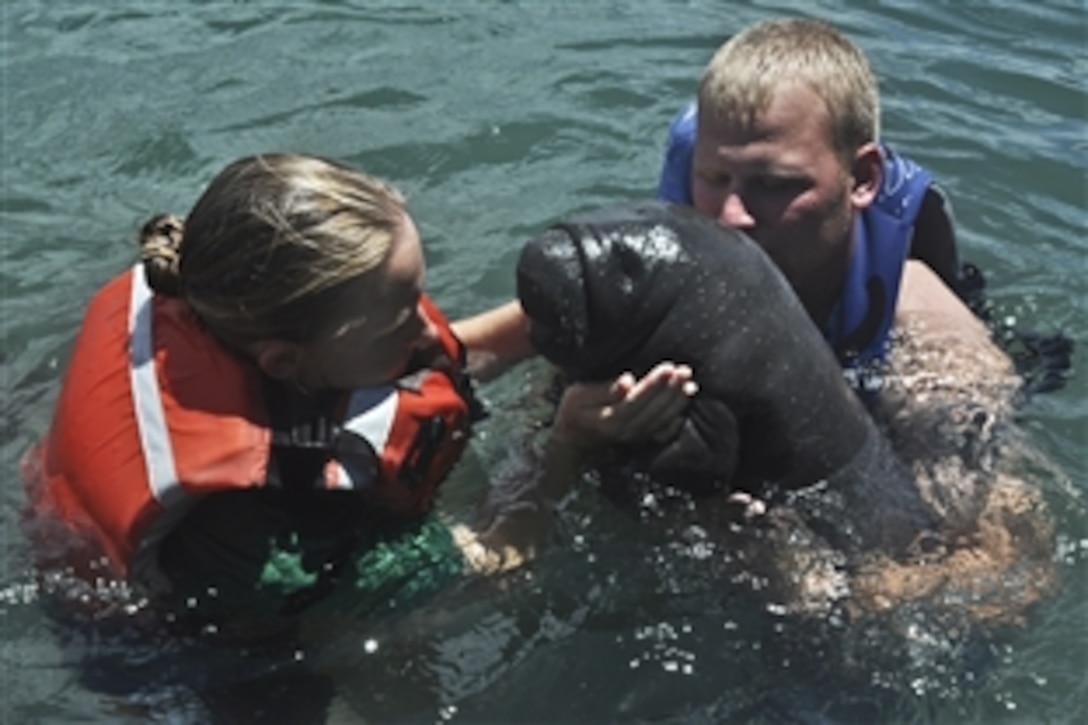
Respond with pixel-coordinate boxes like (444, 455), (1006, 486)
(516, 201), (935, 556)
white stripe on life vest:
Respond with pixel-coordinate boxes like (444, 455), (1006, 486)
(330, 386), (398, 490)
(128, 264), (183, 507)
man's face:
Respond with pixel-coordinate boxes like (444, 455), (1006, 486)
(690, 82), (860, 317)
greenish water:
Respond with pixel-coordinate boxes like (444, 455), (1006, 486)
(2, 2), (1085, 722)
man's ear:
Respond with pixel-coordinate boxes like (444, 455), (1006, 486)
(251, 340), (306, 381)
(849, 142), (883, 210)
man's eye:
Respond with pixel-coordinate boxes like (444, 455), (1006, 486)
(752, 176), (802, 193)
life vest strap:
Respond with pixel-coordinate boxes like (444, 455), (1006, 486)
(128, 263), (182, 506)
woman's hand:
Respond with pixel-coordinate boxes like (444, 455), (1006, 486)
(452, 362), (697, 575)
(552, 362), (699, 450)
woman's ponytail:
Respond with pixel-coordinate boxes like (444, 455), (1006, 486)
(138, 214), (184, 296)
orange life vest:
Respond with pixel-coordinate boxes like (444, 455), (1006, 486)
(21, 264), (483, 588)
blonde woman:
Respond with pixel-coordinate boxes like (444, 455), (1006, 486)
(22, 153), (677, 639)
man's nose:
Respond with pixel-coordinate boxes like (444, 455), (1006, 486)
(719, 191), (755, 228)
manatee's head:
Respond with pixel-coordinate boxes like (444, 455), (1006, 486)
(516, 202), (693, 379)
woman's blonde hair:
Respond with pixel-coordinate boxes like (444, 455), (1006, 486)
(139, 153), (406, 346)
(699, 18), (880, 163)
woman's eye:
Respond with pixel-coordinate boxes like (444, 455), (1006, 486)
(382, 307), (425, 343)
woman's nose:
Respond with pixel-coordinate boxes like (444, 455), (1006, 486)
(411, 303), (441, 350)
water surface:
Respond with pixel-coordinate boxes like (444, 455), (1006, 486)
(2, 2), (1085, 722)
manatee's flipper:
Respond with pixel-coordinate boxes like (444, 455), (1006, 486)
(641, 397), (740, 494)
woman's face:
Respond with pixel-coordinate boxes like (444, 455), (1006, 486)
(296, 213), (439, 391)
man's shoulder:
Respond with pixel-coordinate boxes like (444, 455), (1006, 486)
(890, 261), (1018, 402)
(896, 261), (992, 343)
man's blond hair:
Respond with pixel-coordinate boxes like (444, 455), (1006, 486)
(699, 18), (880, 161)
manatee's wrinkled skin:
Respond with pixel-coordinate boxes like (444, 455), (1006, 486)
(517, 201), (934, 555)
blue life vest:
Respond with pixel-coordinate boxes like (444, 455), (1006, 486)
(657, 102), (932, 367)
(658, 104), (698, 205)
